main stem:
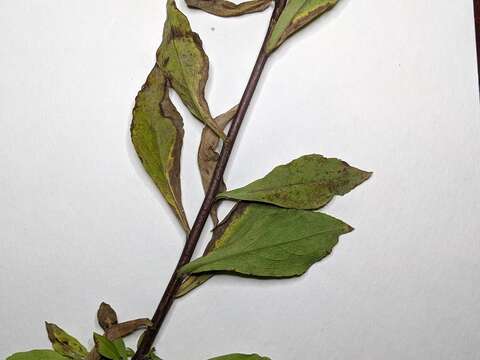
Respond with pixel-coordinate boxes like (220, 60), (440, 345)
(475, 0), (480, 90)
(134, 2), (286, 358)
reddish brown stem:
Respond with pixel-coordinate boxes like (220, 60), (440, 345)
(133, 1), (286, 358)
(474, 0), (479, 90)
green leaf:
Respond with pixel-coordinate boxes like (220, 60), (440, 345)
(131, 65), (190, 232)
(185, 0), (271, 17)
(45, 323), (88, 360)
(209, 354), (271, 360)
(218, 154), (371, 210)
(180, 203), (352, 277)
(112, 339), (128, 360)
(93, 333), (127, 360)
(266, 0), (339, 52)
(158, 0), (225, 139)
(7, 350), (68, 360)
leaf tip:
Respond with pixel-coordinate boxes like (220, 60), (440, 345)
(92, 332), (102, 343)
(97, 302), (118, 331)
(45, 322), (55, 340)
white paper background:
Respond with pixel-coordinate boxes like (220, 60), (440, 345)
(1, 1), (479, 359)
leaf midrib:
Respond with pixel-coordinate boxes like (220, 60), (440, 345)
(225, 179), (336, 195)
(170, 28), (202, 118)
(191, 225), (344, 269)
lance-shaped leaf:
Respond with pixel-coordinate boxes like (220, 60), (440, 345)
(45, 323), (88, 360)
(131, 65), (190, 232)
(266, 0), (339, 52)
(199, 105), (237, 224)
(158, 0), (225, 139)
(209, 354), (271, 360)
(185, 0), (271, 17)
(7, 350), (68, 360)
(218, 154), (371, 210)
(180, 203), (352, 277)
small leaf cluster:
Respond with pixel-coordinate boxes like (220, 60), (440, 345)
(6, 305), (264, 360)
(7, 304), (153, 360)
(7, 302), (154, 360)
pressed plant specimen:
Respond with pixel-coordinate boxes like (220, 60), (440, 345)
(7, 0), (371, 359)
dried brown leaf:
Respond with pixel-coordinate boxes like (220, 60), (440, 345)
(198, 105), (238, 225)
(97, 302), (118, 331)
(185, 0), (271, 17)
(176, 107), (237, 298)
(106, 319), (153, 341)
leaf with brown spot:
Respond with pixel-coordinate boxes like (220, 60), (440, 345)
(218, 154), (372, 210)
(158, 0), (225, 139)
(266, 0), (339, 52)
(131, 65), (190, 232)
(185, 0), (272, 17)
(45, 323), (88, 360)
